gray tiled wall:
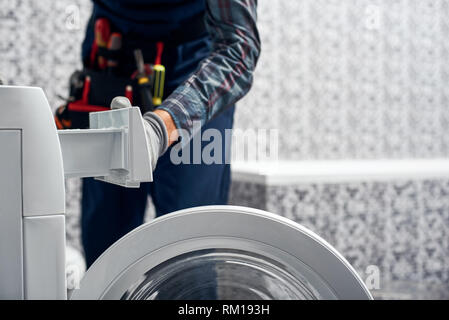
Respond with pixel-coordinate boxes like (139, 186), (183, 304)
(2, 0), (449, 160)
(229, 178), (449, 299)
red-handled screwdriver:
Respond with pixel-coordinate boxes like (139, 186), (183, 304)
(95, 18), (110, 70)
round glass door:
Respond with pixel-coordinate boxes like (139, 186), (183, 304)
(122, 249), (323, 300)
(71, 206), (372, 300)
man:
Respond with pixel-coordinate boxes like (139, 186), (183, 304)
(81, 0), (260, 268)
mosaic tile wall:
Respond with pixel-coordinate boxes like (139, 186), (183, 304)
(239, 0), (449, 160)
(229, 178), (449, 299)
(2, 0), (449, 160)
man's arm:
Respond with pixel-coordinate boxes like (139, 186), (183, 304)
(154, 0), (261, 145)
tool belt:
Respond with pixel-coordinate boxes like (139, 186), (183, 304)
(54, 69), (144, 129)
(55, 15), (206, 130)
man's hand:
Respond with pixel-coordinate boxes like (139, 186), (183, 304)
(110, 96), (170, 170)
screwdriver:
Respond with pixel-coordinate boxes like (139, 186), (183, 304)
(125, 85), (133, 105)
(134, 49), (154, 112)
(152, 42), (166, 106)
(107, 32), (122, 74)
(95, 18), (110, 70)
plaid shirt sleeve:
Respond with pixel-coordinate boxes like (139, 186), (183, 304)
(156, 0), (261, 143)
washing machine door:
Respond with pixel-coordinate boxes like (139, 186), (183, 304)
(71, 206), (372, 300)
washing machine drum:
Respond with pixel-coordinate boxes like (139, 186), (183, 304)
(71, 206), (372, 300)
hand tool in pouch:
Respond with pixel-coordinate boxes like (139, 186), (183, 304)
(134, 49), (154, 113)
(95, 18), (111, 70)
(125, 85), (133, 105)
(152, 42), (166, 106)
(107, 32), (122, 74)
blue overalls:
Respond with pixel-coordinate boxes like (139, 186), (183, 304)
(80, 0), (235, 270)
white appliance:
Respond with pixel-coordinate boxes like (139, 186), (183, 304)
(0, 86), (372, 300)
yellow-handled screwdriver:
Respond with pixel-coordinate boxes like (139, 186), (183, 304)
(152, 42), (166, 106)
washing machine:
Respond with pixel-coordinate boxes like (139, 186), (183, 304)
(0, 86), (372, 300)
